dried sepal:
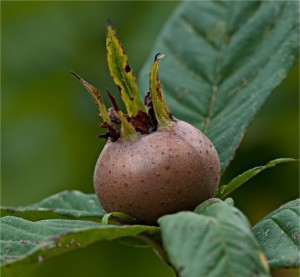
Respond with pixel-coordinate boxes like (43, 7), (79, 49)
(98, 122), (120, 141)
(128, 110), (155, 134)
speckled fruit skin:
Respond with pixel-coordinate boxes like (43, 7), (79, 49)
(94, 120), (220, 225)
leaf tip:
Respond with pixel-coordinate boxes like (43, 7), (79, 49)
(106, 18), (115, 32)
(154, 53), (165, 61)
(70, 71), (81, 81)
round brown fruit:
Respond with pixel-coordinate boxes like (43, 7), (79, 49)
(94, 119), (220, 225)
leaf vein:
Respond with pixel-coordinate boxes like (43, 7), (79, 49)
(163, 38), (211, 85)
(179, 15), (218, 52)
(271, 216), (299, 246)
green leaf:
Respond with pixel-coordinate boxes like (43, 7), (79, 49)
(106, 19), (146, 116)
(102, 212), (139, 225)
(0, 216), (159, 276)
(252, 199), (300, 269)
(1, 191), (105, 222)
(217, 158), (298, 199)
(138, 1), (299, 173)
(159, 199), (270, 277)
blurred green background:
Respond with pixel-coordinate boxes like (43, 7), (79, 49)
(1, 1), (298, 277)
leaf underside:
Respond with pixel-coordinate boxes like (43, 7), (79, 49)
(0, 216), (159, 276)
(159, 198), (270, 277)
(138, 1), (299, 173)
(252, 199), (300, 269)
(0, 190), (105, 222)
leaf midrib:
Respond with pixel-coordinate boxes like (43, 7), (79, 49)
(203, 34), (227, 132)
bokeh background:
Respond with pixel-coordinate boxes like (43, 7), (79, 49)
(1, 1), (299, 277)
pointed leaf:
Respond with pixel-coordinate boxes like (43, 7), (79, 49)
(0, 216), (159, 275)
(252, 199), (300, 269)
(1, 191), (105, 222)
(139, 1), (299, 173)
(149, 53), (173, 129)
(159, 199), (270, 277)
(71, 72), (111, 123)
(217, 158), (298, 199)
(106, 19), (146, 116)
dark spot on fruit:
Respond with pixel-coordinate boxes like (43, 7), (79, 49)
(187, 152), (191, 156)
(143, 190), (149, 195)
(125, 64), (131, 73)
(161, 152), (165, 155)
(210, 166), (213, 170)
(210, 144), (212, 148)
(124, 183), (129, 187)
(140, 179), (144, 183)
(215, 177), (218, 182)
(156, 173), (161, 177)
(166, 179), (171, 184)
(122, 174), (126, 177)
(206, 150), (209, 154)
(187, 170), (192, 174)
(161, 186), (165, 190)
(165, 165), (170, 170)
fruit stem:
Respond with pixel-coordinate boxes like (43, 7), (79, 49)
(138, 234), (172, 267)
(149, 54), (173, 130)
(106, 19), (146, 116)
(106, 89), (137, 140)
(71, 72), (111, 123)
